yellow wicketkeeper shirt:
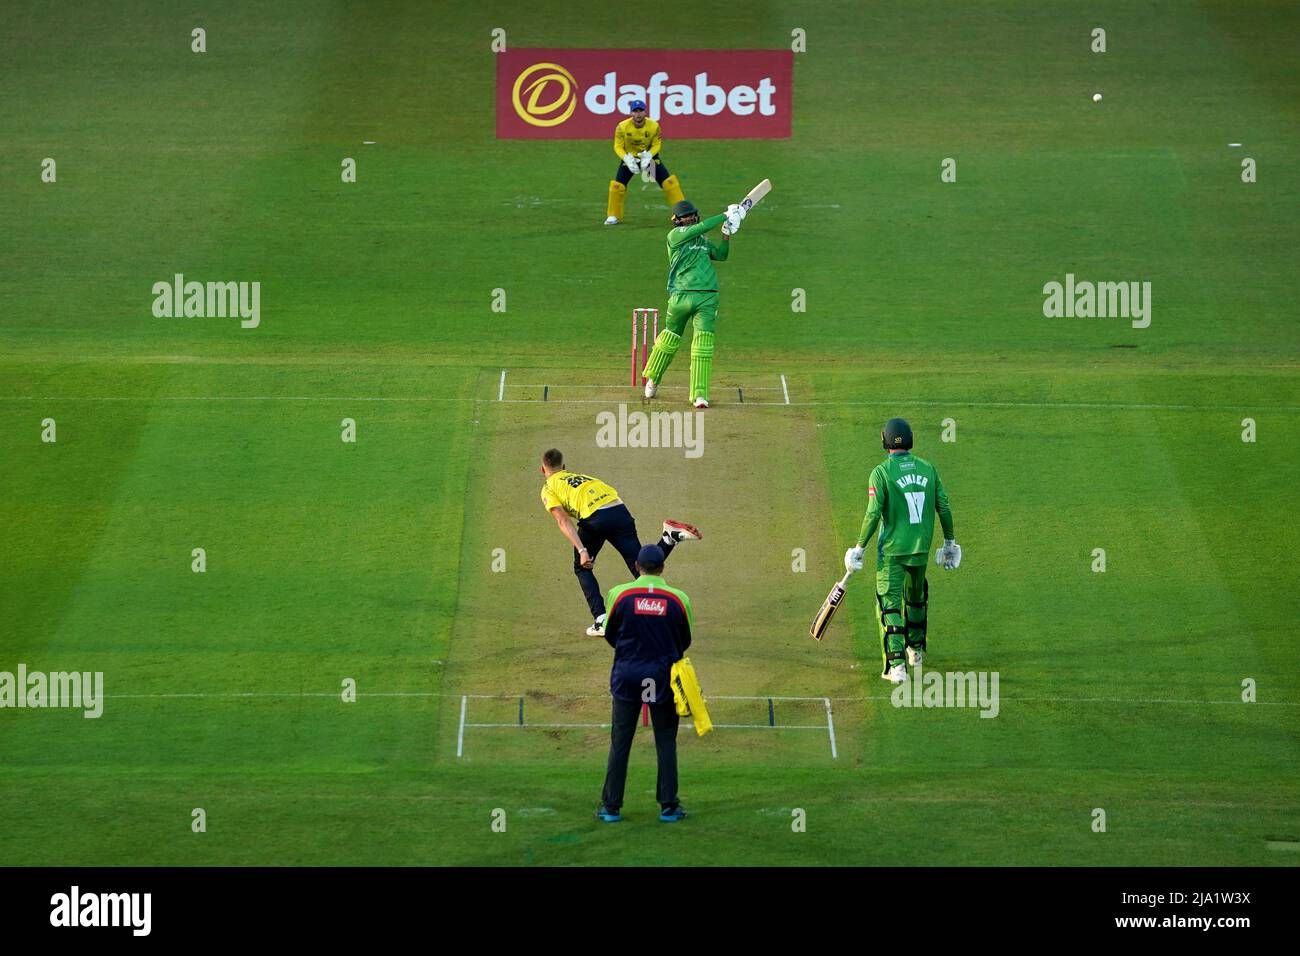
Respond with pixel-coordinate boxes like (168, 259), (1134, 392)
(613, 118), (662, 158)
(540, 471), (619, 520)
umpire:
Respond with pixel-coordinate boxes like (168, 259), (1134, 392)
(595, 545), (691, 823)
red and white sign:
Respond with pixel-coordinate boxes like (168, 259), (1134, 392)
(634, 597), (668, 616)
(497, 48), (793, 139)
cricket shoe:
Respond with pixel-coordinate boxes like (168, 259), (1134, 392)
(692, 397), (709, 409)
(644, 378), (657, 399)
(586, 614), (606, 638)
(595, 805), (622, 823)
(906, 647), (924, 667)
(659, 804), (687, 823)
(881, 664), (908, 684)
(604, 216), (619, 225)
(663, 520), (702, 543)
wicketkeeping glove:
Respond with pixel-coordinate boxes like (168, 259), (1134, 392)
(844, 546), (865, 573)
(935, 540), (962, 570)
(623, 153), (640, 173)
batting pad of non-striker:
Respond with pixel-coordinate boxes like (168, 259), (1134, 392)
(642, 329), (681, 382)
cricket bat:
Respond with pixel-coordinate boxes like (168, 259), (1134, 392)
(739, 178), (772, 213)
(810, 569), (853, 641)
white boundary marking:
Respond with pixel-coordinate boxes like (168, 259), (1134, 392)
(497, 369), (507, 401)
(780, 373), (790, 405)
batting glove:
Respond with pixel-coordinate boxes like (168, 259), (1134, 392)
(935, 540), (962, 570)
(844, 546), (865, 573)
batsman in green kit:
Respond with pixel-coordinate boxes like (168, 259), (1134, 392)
(641, 198), (748, 408)
(845, 418), (962, 683)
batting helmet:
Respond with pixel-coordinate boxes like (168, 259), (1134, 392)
(671, 200), (699, 221)
(882, 418), (913, 450)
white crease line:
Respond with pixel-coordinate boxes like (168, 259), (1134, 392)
(712, 724), (825, 730)
(497, 398), (786, 406)
(468, 722), (608, 729)
(840, 694), (1298, 706)
(824, 697), (838, 759)
(785, 399), (1300, 412)
(106, 691), (449, 699)
(466, 722), (827, 730)
(710, 695), (830, 701)
(498, 369), (507, 401)
(4, 396), (1292, 412)
(507, 383), (784, 391)
(100, 691), (1298, 707)
(0, 396), (459, 402)
(489, 397), (1300, 412)
(457, 695), (468, 758)
(781, 373), (790, 404)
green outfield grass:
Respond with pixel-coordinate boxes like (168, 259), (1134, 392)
(1, 0), (1298, 866)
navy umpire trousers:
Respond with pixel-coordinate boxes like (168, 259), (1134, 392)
(600, 696), (680, 811)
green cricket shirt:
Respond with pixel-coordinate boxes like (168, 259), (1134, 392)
(857, 451), (955, 557)
(666, 213), (729, 293)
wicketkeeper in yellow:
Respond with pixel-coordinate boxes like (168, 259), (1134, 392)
(604, 100), (686, 225)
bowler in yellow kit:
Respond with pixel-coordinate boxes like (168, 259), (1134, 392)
(604, 100), (686, 225)
(539, 448), (701, 637)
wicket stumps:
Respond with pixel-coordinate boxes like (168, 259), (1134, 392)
(631, 307), (660, 386)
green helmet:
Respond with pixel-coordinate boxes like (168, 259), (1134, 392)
(882, 418), (913, 450)
(671, 200), (698, 221)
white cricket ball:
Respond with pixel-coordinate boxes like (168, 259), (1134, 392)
(1092, 92), (1102, 102)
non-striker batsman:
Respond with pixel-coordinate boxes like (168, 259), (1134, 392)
(844, 419), (962, 683)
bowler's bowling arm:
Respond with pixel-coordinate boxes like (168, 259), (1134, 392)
(550, 507), (590, 564)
